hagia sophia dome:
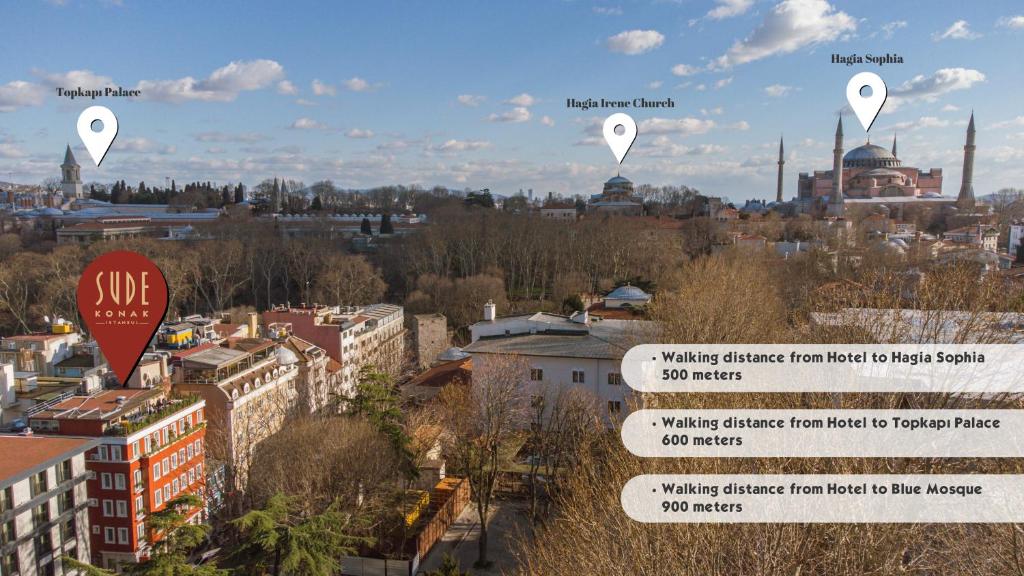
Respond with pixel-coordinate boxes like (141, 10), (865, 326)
(843, 143), (901, 168)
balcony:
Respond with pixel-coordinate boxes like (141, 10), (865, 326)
(103, 395), (203, 436)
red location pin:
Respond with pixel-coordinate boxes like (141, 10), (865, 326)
(77, 251), (168, 385)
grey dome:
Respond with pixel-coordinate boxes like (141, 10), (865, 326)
(606, 176), (632, 185)
(844, 144), (901, 168)
(275, 347), (299, 366)
(437, 347), (469, 362)
(607, 284), (650, 301)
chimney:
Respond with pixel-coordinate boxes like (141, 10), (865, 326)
(247, 312), (259, 338)
(483, 300), (496, 322)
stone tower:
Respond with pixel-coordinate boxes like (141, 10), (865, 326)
(776, 136), (784, 203)
(891, 132), (898, 159)
(60, 144), (83, 198)
(957, 112), (976, 211)
(827, 117), (845, 217)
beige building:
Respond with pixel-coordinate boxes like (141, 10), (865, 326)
(1, 434), (98, 576)
(173, 339), (298, 491)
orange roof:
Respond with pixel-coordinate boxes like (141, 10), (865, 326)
(212, 323), (244, 337)
(170, 341), (218, 360)
(406, 358), (472, 389)
(0, 435), (96, 482)
(35, 388), (163, 420)
(3, 333), (65, 342)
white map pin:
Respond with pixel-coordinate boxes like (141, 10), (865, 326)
(846, 72), (887, 132)
(603, 112), (637, 165)
(77, 105), (118, 166)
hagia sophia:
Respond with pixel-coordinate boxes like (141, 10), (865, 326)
(784, 112), (977, 219)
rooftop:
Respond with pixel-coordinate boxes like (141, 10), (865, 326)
(0, 435), (97, 486)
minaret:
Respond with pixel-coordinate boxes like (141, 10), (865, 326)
(60, 144), (83, 198)
(827, 117), (844, 216)
(776, 136), (785, 203)
(957, 112), (976, 210)
(891, 132), (898, 159)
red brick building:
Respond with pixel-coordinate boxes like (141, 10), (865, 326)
(27, 388), (206, 570)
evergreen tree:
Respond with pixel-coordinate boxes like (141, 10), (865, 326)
(311, 195), (323, 211)
(427, 555), (470, 576)
(360, 217), (372, 235)
(221, 185), (232, 206)
(379, 213), (394, 235)
(234, 183), (244, 204)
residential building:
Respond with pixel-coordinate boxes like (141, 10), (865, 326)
(943, 224), (999, 252)
(173, 339), (298, 491)
(273, 330), (336, 414)
(0, 434), (98, 576)
(0, 325), (83, 377)
(463, 302), (656, 424)
(1009, 221), (1024, 261)
(263, 303), (405, 395)
(26, 389), (206, 570)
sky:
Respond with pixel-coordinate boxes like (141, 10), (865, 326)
(0, 0), (1022, 202)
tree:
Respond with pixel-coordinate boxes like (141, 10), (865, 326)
(464, 191), (494, 209)
(234, 183), (245, 204)
(437, 354), (526, 568)
(310, 195), (323, 211)
(311, 254), (386, 307)
(231, 492), (370, 576)
(427, 554), (470, 576)
(347, 369), (417, 480)
(380, 213), (394, 235)
(360, 218), (372, 235)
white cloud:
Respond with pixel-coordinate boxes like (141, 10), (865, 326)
(0, 143), (27, 158)
(487, 107), (532, 123)
(0, 81), (46, 112)
(671, 64), (699, 77)
(593, 6), (622, 16)
(991, 116), (1024, 129)
(710, 0), (856, 69)
(311, 79), (336, 96)
(728, 121), (751, 131)
(764, 83), (793, 97)
(998, 15), (1024, 29)
(715, 77), (733, 89)
(194, 131), (268, 143)
(430, 139), (492, 152)
(291, 117), (327, 130)
(878, 116), (951, 132)
(456, 94), (486, 107)
(648, 80), (663, 89)
(277, 80), (298, 95)
(701, 107), (725, 116)
(111, 137), (176, 155)
(941, 104), (960, 112)
(706, 0), (754, 20)
(879, 20), (907, 39)
(505, 93), (537, 107)
(296, 98), (316, 106)
(345, 128), (375, 139)
(933, 20), (980, 41)
(33, 69), (113, 89)
(695, 84), (707, 91)
(135, 59), (285, 103)
(886, 68), (986, 110)
(541, 115), (555, 127)
(637, 117), (715, 135)
(606, 29), (665, 55)
(343, 77), (380, 92)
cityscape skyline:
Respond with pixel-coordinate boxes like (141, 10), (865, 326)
(1, 0), (1022, 201)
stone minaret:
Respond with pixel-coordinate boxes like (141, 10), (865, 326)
(957, 112), (976, 210)
(827, 117), (845, 216)
(776, 136), (785, 203)
(891, 132), (898, 159)
(60, 144), (83, 198)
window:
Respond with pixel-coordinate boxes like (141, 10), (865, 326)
(1, 553), (18, 576)
(33, 503), (49, 527)
(188, 469), (195, 485)
(102, 499), (114, 517)
(31, 470), (48, 497)
(172, 479), (180, 495)
(572, 370), (585, 384)
(116, 500), (128, 517)
(152, 464), (161, 481)
(137, 523), (145, 540)
(58, 459), (73, 483)
(607, 401), (622, 415)
(187, 444), (194, 460)
(196, 463), (203, 477)
(100, 473), (112, 490)
(178, 448), (186, 464)
(58, 490), (74, 514)
(607, 373), (623, 386)
(530, 368), (543, 381)
(118, 527), (129, 544)
(131, 441), (139, 457)
(1, 487), (13, 513)
(104, 527), (115, 544)
(134, 469), (143, 487)
(170, 453), (178, 469)
(163, 486), (170, 501)
(162, 458), (169, 475)
(110, 446), (122, 461)
(114, 473), (126, 490)
(97, 445), (108, 461)
(135, 495), (143, 513)
(154, 489), (163, 508)
(144, 437), (152, 453)
(180, 473), (187, 489)
(195, 439), (202, 453)
(1, 520), (15, 546)
(162, 428), (169, 444)
(60, 517), (76, 542)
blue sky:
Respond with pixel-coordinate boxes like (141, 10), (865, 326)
(1, 0), (1022, 201)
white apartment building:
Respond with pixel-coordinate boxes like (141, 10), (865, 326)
(1010, 221), (1024, 261)
(1, 434), (98, 576)
(463, 302), (656, 424)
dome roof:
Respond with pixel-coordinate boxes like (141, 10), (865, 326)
(437, 347), (469, 362)
(275, 347), (299, 366)
(843, 144), (901, 168)
(606, 175), (632, 185)
(607, 284), (650, 301)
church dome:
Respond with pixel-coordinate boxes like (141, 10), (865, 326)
(606, 176), (632, 185)
(843, 144), (901, 168)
